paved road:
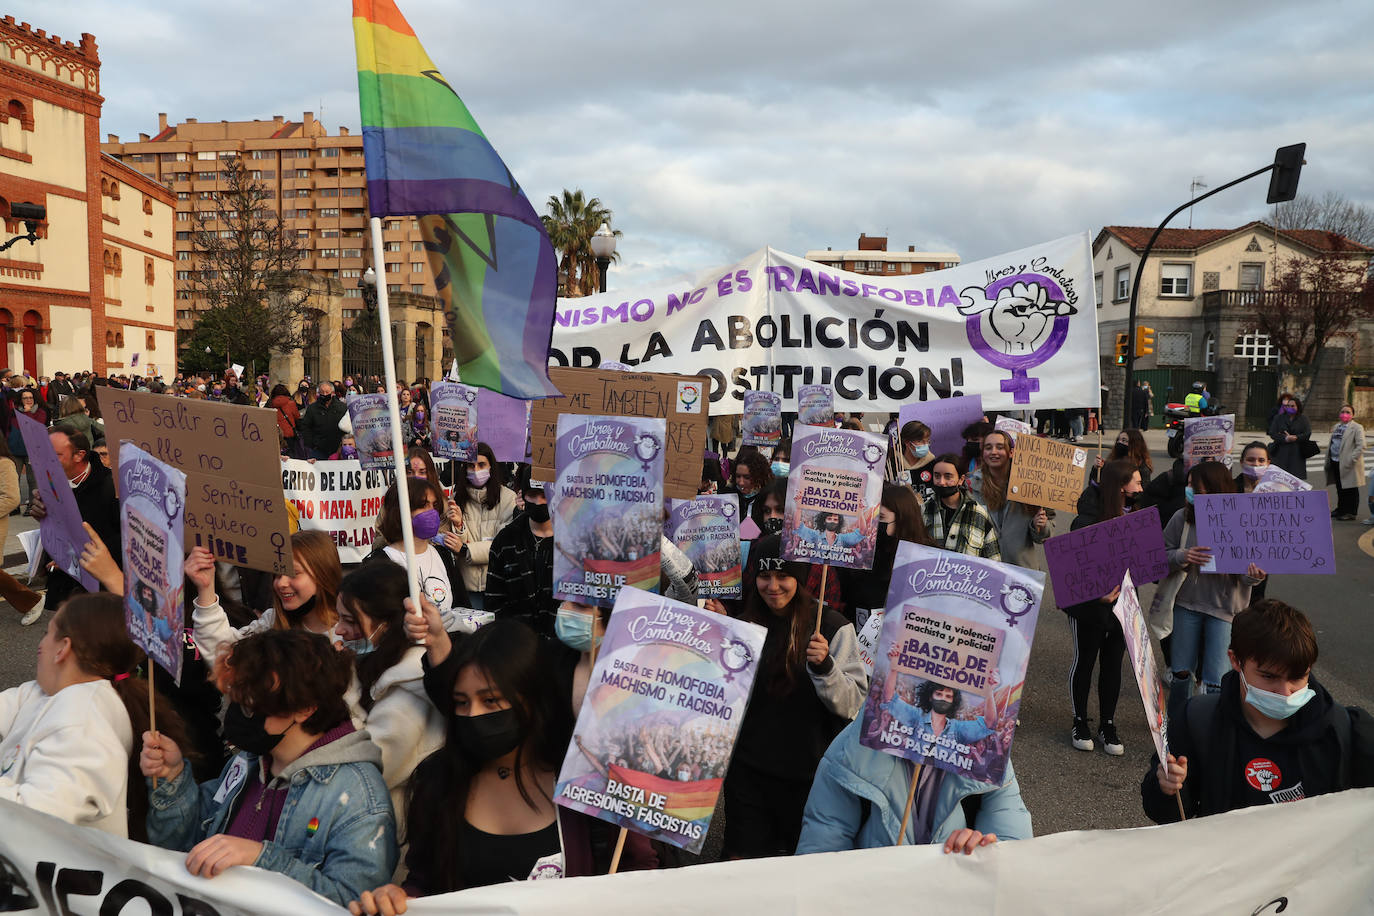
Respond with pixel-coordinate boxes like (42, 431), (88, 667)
(0, 429), (1368, 838)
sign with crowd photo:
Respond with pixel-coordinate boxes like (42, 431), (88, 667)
(1112, 570), (1168, 762)
(899, 394), (984, 459)
(15, 413), (96, 592)
(529, 367), (707, 500)
(1194, 491), (1335, 575)
(782, 424), (886, 569)
(547, 234), (1100, 413)
(740, 390), (783, 447)
(554, 586), (766, 853)
(1005, 432), (1088, 515)
(103, 389), (293, 576)
(345, 392), (395, 471)
(861, 543), (1044, 785)
(1253, 465), (1313, 493)
(281, 459), (397, 563)
(797, 384), (834, 427)
(664, 495), (743, 599)
(1183, 414), (1235, 470)
(993, 416), (1034, 443)
(550, 415), (666, 607)
(1042, 506), (1169, 607)
(428, 381), (479, 461)
(117, 442), (187, 685)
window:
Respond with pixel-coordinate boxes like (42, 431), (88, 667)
(885, 263), (897, 273)
(342, 187), (362, 196)
(197, 151), (217, 160)
(321, 147), (341, 158)
(147, 332), (157, 350)
(1156, 331), (1192, 367)
(341, 268), (362, 279)
(412, 284), (425, 294)
(293, 189), (311, 198)
(388, 283), (402, 294)
(319, 208), (340, 218)
(292, 209), (311, 219)
(342, 248), (362, 258)
(176, 251), (190, 260)
(251, 150), (273, 159)
(176, 211), (191, 222)
(321, 229), (339, 238)
(176, 270), (191, 280)
(199, 191), (215, 199)
(293, 169), (310, 179)
(1234, 332), (1279, 367)
(219, 151), (237, 160)
(1114, 266), (1130, 301)
(177, 191), (190, 200)
(318, 187), (339, 197)
(196, 171), (215, 180)
(218, 230), (232, 238)
(386, 262), (401, 273)
(1094, 273), (1103, 308)
(411, 261), (425, 273)
(344, 288), (362, 299)
(1204, 333), (1215, 371)
(386, 220), (402, 231)
(385, 241), (402, 252)
(412, 241), (425, 252)
(176, 231), (190, 240)
(320, 249), (340, 259)
(942, 262), (957, 269)
(1159, 262), (1192, 297)
(1239, 263), (1265, 290)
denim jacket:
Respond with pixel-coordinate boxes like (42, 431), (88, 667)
(146, 727), (397, 906)
(796, 717), (1032, 852)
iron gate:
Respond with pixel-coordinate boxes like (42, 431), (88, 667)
(342, 305), (386, 382)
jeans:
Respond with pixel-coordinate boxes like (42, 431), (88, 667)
(1070, 412), (1085, 438)
(1167, 605), (1232, 722)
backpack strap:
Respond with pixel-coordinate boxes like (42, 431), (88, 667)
(1184, 692), (1221, 772)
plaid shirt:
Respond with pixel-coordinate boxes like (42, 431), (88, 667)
(922, 492), (1002, 561)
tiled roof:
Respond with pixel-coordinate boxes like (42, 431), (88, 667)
(1101, 221), (1372, 255)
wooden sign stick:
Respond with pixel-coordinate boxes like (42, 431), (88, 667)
(149, 681), (159, 790)
(608, 827), (629, 873)
(896, 763), (923, 845)
(1176, 795), (1187, 821)
(814, 564), (830, 635)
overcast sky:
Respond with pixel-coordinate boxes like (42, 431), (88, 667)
(13, 0), (1374, 288)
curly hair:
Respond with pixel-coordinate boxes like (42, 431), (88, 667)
(915, 679), (962, 715)
(217, 629), (353, 734)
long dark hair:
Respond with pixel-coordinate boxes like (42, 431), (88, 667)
(1116, 428), (1152, 472)
(1185, 461), (1236, 524)
(339, 560), (413, 712)
(748, 479), (788, 531)
(403, 620), (572, 892)
(459, 442), (505, 511)
(1098, 458), (1139, 522)
(881, 482), (933, 546)
(54, 593), (192, 843)
(738, 564), (818, 695)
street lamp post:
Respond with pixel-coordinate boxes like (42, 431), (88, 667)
(590, 223), (616, 295)
(359, 266), (378, 310)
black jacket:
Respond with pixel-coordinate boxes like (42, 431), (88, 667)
(299, 396), (348, 455)
(1138, 458), (1187, 530)
(1141, 670), (1374, 823)
(483, 512), (557, 637)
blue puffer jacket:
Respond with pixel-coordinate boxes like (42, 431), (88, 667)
(796, 717), (1032, 852)
(146, 727), (397, 906)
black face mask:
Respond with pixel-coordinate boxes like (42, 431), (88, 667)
(932, 483), (961, 500)
(1123, 492), (1138, 509)
(962, 442), (980, 460)
(930, 698), (956, 716)
(1112, 443), (1129, 458)
(318, 394), (332, 404)
(221, 702), (294, 756)
(282, 594), (317, 625)
(451, 708), (523, 766)
(524, 502), (550, 524)
(763, 517), (784, 535)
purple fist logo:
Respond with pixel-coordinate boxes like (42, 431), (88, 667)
(960, 272), (1077, 404)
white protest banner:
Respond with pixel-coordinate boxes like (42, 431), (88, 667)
(280, 458), (396, 563)
(549, 234), (1099, 413)
(4, 788), (1374, 914)
(1112, 570), (1168, 762)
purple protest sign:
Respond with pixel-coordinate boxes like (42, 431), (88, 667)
(346, 392), (395, 470)
(741, 391), (782, 447)
(899, 395), (984, 459)
(1042, 506), (1168, 607)
(797, 384), (834, 427)
(551, 415), (665, 607)
(782, 425), (886, 569)
(1194, 491), (1335, 574)
(476, 388), (530, 462)
(119, 442), (187, 685)
(665, 495), (742, 598)
(429, 381), (478, 461)
(16, 413), (97, 592)
(554, 586), (765, 852)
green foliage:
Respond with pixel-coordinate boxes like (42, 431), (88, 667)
(542, 189), (620, 296)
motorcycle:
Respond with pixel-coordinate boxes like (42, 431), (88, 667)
(1165, 401), (1223, 458)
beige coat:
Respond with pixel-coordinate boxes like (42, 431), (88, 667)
(0, 458), (19, 547)
(1326, 420), (1366, 490)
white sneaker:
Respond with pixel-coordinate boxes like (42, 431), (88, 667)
(19, 605), (43, 626)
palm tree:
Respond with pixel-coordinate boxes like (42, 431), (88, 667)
(543, 189), (621, 296)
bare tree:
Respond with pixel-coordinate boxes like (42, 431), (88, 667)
(189, 156), (310, 365)
(1279, 191), (1374, 248)
(1250, 233), (1374, 373)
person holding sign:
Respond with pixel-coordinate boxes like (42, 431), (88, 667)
(29, 425), (120, 613)
(1143, 599), (1374, 822)
(920, 454), (1002, 561)
(887, 421), (937, 502)
(1267, 393), (1312, 481)
(723, 535), (866, 859)
(452, 443), (518, 611)
(1235, 441), (1271, 494)
(1164, 462), (1267, 720)
(486, 468), (558, 637)
(727, 450), (774, 519)
(968, 431), (1051, 570)
(1063, 459), (1145, 755)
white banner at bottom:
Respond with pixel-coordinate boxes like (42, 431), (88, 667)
(1, 789), (1371, 914)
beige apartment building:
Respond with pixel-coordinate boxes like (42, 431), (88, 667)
(806, 233), (960, 276)
(102, 113), (439, 331)
(0, 15), (176, 376)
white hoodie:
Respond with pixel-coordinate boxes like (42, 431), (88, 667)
(0, 679), (133, 836)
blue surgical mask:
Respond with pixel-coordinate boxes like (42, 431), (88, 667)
(1184, 486), (1195, 504)
(342, 637), (375, 658)
(770, 461), (790, 477)
(555, 606), (597, 653)
(1242, 672), (1314, 720)
(912, 444), (930, 459)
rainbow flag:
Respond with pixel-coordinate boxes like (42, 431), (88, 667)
(608, 765), (722, 823)
(352, 0), (560, 399)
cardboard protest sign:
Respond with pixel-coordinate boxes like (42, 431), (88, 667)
(16, 414), (96, 591)
(782, 425), (886, 569)
(1112, 571), (1168, 762)
(103, 389), (292, 576)
(346, 392), (395, 470)
(281, 459), (396, 563)
(118, 442), (186, 684)
(476, 388), (531, 462)
(554, 586), (766, 853)
(1183, 414), (1235, 470)
(993, 416), (1034, 443)
(1194, 491), (1335, 574)
(797, 384), (834, 427)
(429, 381), (479, 461)
(665, 495), (743, 599)
(1042, 506), (1169, 607)
(741, 390), (783, 447)
(530, 367), (707, 500)
(1253, 465), (1313, 493)
(861, 543), (1043, 785)
(1006, 433), (1087, 514)
(899, 394), (984, 459)
(550, 415), (666, 606)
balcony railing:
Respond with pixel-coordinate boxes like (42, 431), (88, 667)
(1202, 288), (1361, 316)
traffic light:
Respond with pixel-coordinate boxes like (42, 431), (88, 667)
(1114, 332), (1128, 365)
(1267, 143), (1306, 204)
(1135, 325), (1155, 357)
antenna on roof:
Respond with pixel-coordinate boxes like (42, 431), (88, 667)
(1188, 176), (1208, 228)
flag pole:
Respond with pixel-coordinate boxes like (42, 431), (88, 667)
(369, 217), (425, 638)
